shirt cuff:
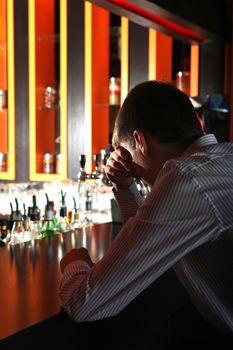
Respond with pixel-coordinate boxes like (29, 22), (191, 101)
(63, 259), (92, 277)
(113, 181), (143, 206)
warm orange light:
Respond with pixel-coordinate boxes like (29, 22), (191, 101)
(108, 0), (206, 42)
(190, 45), (199, 96)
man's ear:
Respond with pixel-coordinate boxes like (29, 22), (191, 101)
(133, 130), (148, 156)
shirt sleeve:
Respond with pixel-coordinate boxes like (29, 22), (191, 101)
(59, 161), (219, 323)
(112, 180), (144, 222)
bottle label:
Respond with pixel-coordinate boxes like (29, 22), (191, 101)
(44, 209), (53, 220)
(74, 213), (79, 221)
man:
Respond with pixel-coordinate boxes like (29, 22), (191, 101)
(60, 81), (233, 337)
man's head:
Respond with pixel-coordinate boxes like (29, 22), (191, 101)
(113, 80), (204, 149)
(112, 80), (204, 186)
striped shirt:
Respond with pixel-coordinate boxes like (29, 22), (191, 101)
(59, 134), (233, 334)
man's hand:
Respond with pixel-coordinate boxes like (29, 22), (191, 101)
(60, 247), (94, 273)
(105, 146), (135, 190)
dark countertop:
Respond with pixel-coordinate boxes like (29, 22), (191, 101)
(1, 221), (230, 348)
(0, 222), (121, 341)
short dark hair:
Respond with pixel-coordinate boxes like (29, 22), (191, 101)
(113, 80), (204, 148)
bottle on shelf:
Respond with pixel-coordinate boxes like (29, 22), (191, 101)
(56, 153), (63, 175)
(57, 190), (71, 233)
(81, 186), (93, 227)
(8, 201), (14, 233)
(9, 198), (25, 245)
(77, 154), (89, 213)
(71, 197), (82, 230)
(109, 77), (121, 106)
(43, 153), (55, 174)
(0, 214), (9, 243)
(22, 203), (31, 241)
(0, 152), (7, 172)
(49, 200), (61, 232)
(0, 89), (7, 109)
(85, 187), (92, 212)
(23, 203), (30, 231)
(29, 195), (42, 240)
(175, 71), (190, 96)
(40, 193), (57, 238)
(44, 86), (57, 109)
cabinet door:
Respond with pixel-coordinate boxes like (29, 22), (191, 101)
(28, 0), (67, 181)
(84, 2), (129, 173)
(0, 0), (15, 180)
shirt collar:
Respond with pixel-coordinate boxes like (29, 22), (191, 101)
(183, 133), (218, 156)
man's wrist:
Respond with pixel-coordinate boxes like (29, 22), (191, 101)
(113, 179), (133, 191)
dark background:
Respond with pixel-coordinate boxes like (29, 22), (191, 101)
(148, 0), (231, 40)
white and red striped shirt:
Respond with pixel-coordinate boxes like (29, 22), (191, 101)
(60, 134), (233, 334)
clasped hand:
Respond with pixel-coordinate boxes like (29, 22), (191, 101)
(60, 247), (94, 273)
(105, 146), (135, 190)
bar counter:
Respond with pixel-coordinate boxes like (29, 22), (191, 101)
(0, 221), (189, 349)
(0, 222), (121, 342)
(1, 221), (231, 349)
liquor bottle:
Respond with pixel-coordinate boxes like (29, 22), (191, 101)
(57, 190), (71, 233)
(71, 197), (82, 230)
(9, 198), (25, 245)
(0, 215), (8, 246)
(40, 193), (56, 238)
(4, 202), (14, 243)
(77, 154), (88, 182)
(49, 200), (61, 232)
(22, 203), (30, 239)
(77, 154), (89, 213)
(82, 187), (93, 227)
(29, 195), (42, 239)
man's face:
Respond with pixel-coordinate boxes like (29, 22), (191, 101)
(119, 139), (148, 184)
(112, 127), (151, 185)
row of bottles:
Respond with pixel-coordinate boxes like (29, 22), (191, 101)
(0, 190), (94, 246)
(0, 149), (116, 246)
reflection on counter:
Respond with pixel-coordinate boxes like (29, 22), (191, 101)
(7, 224), (115, 275)
(0, 222), (121, 340)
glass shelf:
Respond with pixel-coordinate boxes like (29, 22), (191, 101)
(28, 0), (67, 181)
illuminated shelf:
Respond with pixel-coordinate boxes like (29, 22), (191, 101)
(28, 0), (67, 182)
